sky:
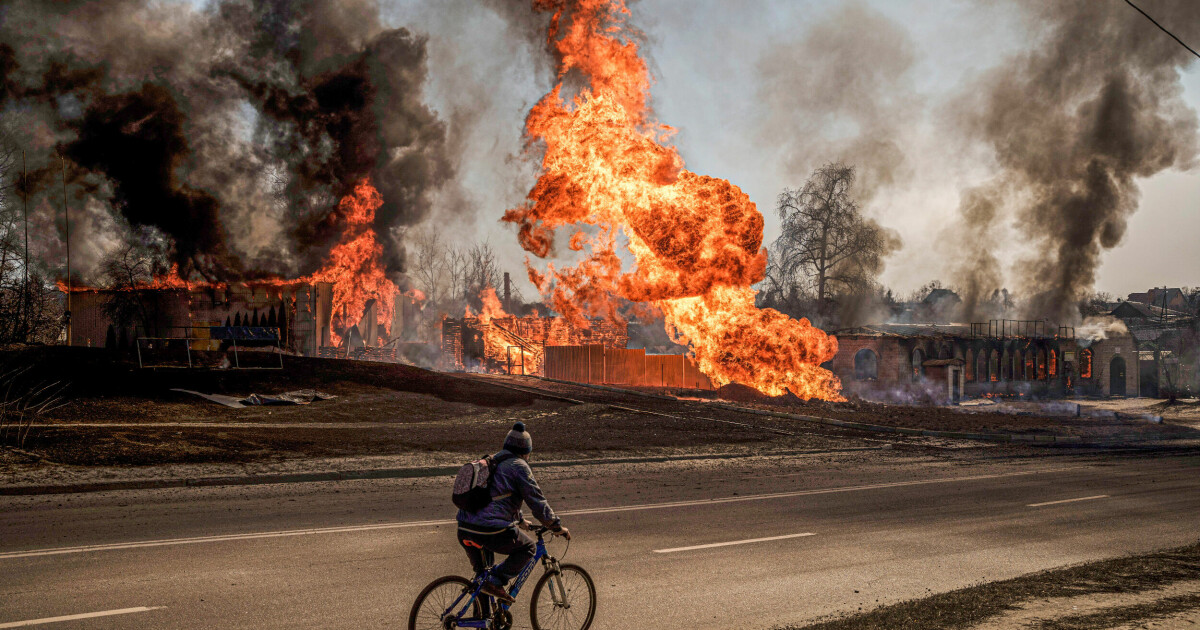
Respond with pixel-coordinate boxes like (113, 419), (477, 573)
(184, 0), (1200, 300)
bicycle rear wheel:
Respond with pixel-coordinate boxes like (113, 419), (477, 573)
(530, 564), (596, 630)
(409, 575), (480, 630)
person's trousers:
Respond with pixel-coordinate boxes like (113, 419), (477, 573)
(457, 526), (536, 586)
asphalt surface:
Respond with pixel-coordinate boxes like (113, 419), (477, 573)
(1, 448), (1199, 629)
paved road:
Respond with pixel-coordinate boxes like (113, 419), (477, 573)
(1, 448), (1198, 629)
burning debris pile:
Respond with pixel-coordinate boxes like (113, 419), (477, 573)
(442, 288), (628, 374)
(502, 0), (840, 400)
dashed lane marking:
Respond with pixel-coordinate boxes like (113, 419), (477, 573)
(1028, 494), (1109, 507)
(654, 532), (815, 554)
(0, 607), (165, 628)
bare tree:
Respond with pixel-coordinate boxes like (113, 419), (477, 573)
(464, 241), (501, 303)
(0, 121), (54, 343)
(445, 247), (469, 307)
(770, 163), (896, 309)
(100, 235), (171, 337)
(1079, 291), (1115, 318)
(408, 226), (446, 304)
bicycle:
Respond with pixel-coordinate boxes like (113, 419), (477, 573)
(408, 525), (596, 630)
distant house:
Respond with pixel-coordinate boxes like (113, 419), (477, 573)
(1110, 301), (1190, 324)
(923, 288), (962, 307)
(1128, 288), (1189, 311)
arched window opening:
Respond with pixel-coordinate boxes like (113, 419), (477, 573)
(854, 349), (879, 381)
(1080, 349), (1093, 379)
(912, 348), (925, 382)
(1014, 351), (1024, 380)
(1025, 351), (1036, 381)
(989, 350), (1000, 381)
(1037, 350), (1047, 380)
(965, 350), (975, 382)
(1002, 351), (1012, 381)
(1049, 349), (1058, 378)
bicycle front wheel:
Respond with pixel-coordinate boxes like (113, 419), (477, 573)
(530, 563), (597, 630)
(409, 575), (480, 630)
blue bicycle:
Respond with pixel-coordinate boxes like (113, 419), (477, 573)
(408, 526), (596, 630)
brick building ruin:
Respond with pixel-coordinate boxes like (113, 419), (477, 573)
(829, 320), (1138, 402)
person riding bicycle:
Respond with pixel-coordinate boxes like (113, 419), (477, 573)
(457, 422), (571, 604)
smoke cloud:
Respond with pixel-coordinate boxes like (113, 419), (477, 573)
(756, 1), (920, 201)
(951, 0), (1200, 324)
(0, 0), (452, 282)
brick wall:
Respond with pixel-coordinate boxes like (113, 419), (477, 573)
(1083, 336), (1138, 396)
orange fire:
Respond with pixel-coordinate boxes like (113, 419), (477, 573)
(307, 179), (396, 345)
(467, 287), (543, 375)
(59, 179), (395, 348)
(503, 0), (840, 399)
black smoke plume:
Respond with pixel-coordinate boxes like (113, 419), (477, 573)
(0, 0), (452, 281)
(952, 0), (1200, 324)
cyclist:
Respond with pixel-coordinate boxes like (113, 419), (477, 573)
(457, 422), (571, 604)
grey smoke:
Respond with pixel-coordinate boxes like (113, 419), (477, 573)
(756, 1), (920, 202)
(952, 0), (1200, 325)
(0, 0), (452, 282)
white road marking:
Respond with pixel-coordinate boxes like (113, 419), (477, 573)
(561, 466), (1082, 516)
(0, 607), (164, 628)
(0, 466), (1080, 561)
(0, 519), (450, 560)
(1028, 494), (1109, 507)
(654, 532), (815, 554)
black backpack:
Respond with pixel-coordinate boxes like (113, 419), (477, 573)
(451, 452), (516, 512)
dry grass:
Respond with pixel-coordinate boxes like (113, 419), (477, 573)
(783, 542), (1200, 630)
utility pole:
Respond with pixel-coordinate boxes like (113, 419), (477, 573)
(21, 150), (28, 343)
(61, 154), (71, 345)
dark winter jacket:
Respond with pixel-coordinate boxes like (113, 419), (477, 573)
(456, 449), (560, 533)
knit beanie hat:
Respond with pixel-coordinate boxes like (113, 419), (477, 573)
(503, 422), (533, 455)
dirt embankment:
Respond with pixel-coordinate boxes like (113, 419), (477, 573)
(0, 347), (863, 471)
(628, 381), (1200, 442)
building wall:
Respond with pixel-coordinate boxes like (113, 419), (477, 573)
(1084, 336), (1138, 397)
(831, 332), (1140, 399)
(66, 282), (328, 355)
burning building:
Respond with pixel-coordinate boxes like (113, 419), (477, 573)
(830, 319), (1138, 402)
(65, 280), (417, 360)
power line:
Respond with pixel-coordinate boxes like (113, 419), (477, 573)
(1123, 0), (1200, 61)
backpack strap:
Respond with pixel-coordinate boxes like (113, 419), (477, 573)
(487, 452), (519, 501)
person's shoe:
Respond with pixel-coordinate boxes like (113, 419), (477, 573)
(480, 581), (515, 604)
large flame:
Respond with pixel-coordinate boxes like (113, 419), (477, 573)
(470, 287), (543, 375)
(309, 179), (396, 345)
(503, 0), (841, 400)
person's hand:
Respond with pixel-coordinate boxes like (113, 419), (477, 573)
(519, 519), (534, 531)
(556, 526), (571, 541)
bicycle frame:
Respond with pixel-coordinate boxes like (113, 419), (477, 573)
(440, 531), (564, 629)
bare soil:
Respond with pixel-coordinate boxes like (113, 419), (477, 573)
(0, 347), (866, 471)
